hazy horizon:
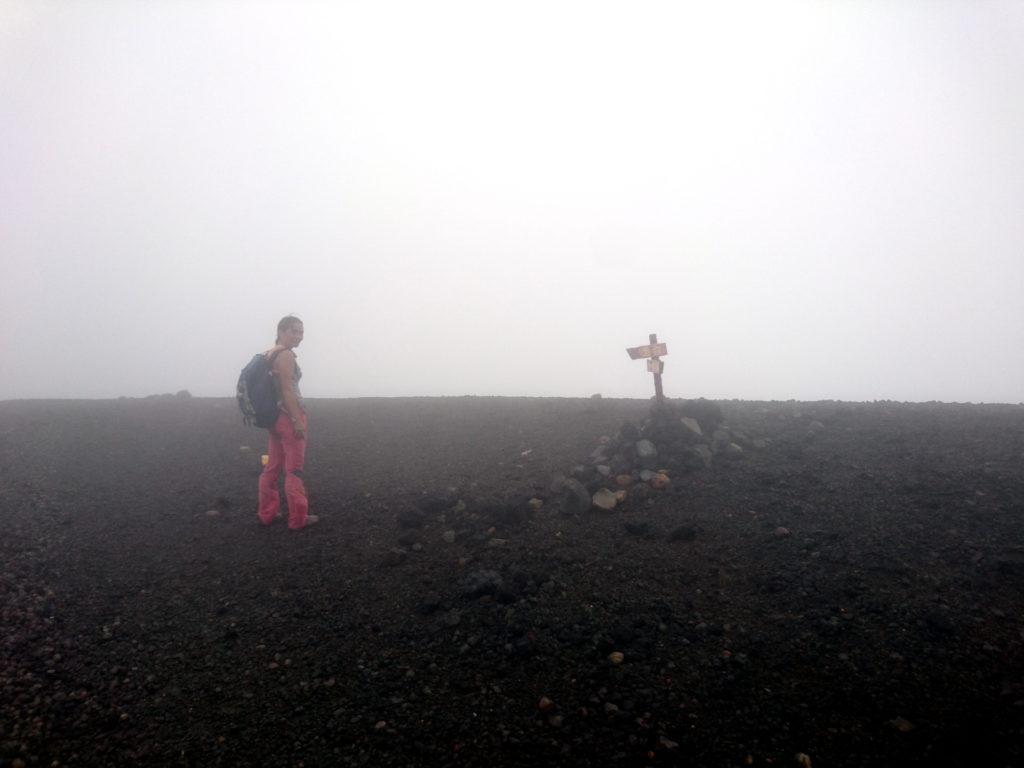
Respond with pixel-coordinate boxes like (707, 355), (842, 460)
(3, 1), (1022, 403)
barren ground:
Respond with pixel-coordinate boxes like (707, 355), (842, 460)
(2, 397), (1023, 767)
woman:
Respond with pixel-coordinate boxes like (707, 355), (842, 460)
(257, 315), (318, 529)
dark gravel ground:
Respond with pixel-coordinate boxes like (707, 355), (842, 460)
(2, 396), (1023, 767)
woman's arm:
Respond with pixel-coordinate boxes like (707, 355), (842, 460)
(274, 350), (306, 438)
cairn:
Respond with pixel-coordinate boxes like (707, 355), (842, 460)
(554, 399), (768, 513)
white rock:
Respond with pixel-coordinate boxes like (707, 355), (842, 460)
(722, 442), (744, 460)
(680, 417), (703, 436)
(635, 439), (658, 458)
(592, 488), (618, 511)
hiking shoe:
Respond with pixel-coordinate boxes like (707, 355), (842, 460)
(291, 515), (319, 530)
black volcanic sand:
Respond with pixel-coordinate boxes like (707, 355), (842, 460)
(2, 397), (1023, 767)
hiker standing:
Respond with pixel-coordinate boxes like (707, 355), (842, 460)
(257, 315), (318, 529)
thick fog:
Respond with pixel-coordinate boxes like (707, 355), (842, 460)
(2, 1), (1022, 402)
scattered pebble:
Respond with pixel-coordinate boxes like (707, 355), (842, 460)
(381, 548), (408, 567)
(889, 716), (914, 732)
(592, 488), (618, 511)
(649, 473), (670, 490)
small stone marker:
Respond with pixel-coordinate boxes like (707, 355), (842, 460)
(626, 333), (668, 402)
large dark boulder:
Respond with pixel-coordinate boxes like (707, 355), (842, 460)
(677, 398), (724, 434)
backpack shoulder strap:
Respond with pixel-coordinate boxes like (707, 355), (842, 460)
(265, 347), (292, 367)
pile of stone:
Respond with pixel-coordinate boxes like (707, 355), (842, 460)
(552, 399), (768, 514)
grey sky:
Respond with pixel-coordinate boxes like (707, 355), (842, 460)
(2, 1), (1022, 402)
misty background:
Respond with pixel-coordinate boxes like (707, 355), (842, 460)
(2, 1), (1022, 403)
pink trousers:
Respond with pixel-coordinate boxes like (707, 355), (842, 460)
(258, 412), (310, 529)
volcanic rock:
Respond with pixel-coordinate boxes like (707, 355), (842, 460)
(680, 416), (703, 438)
(415, 490), (458, 514)
(397, 508), (427, 529)
(687, 445), (714, 469)
(721, 443), (745, 460)
(677, 398), (725, 434)
(461, 570), (503, 598)
(635, 440), (659, 469)
(561, 478), (592, 515)
(592, 488), (618, 511)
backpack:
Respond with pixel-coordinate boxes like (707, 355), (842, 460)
(236, 350), (285, 428)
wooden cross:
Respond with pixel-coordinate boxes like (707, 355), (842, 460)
(626, 333), (668, 402)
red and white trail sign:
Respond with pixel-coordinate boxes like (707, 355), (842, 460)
(626, 333), (668, 402)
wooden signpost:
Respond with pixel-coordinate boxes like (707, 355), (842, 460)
(626, 333), (668, 402)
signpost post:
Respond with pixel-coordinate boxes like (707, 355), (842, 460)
(626, 333), (668, 403)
